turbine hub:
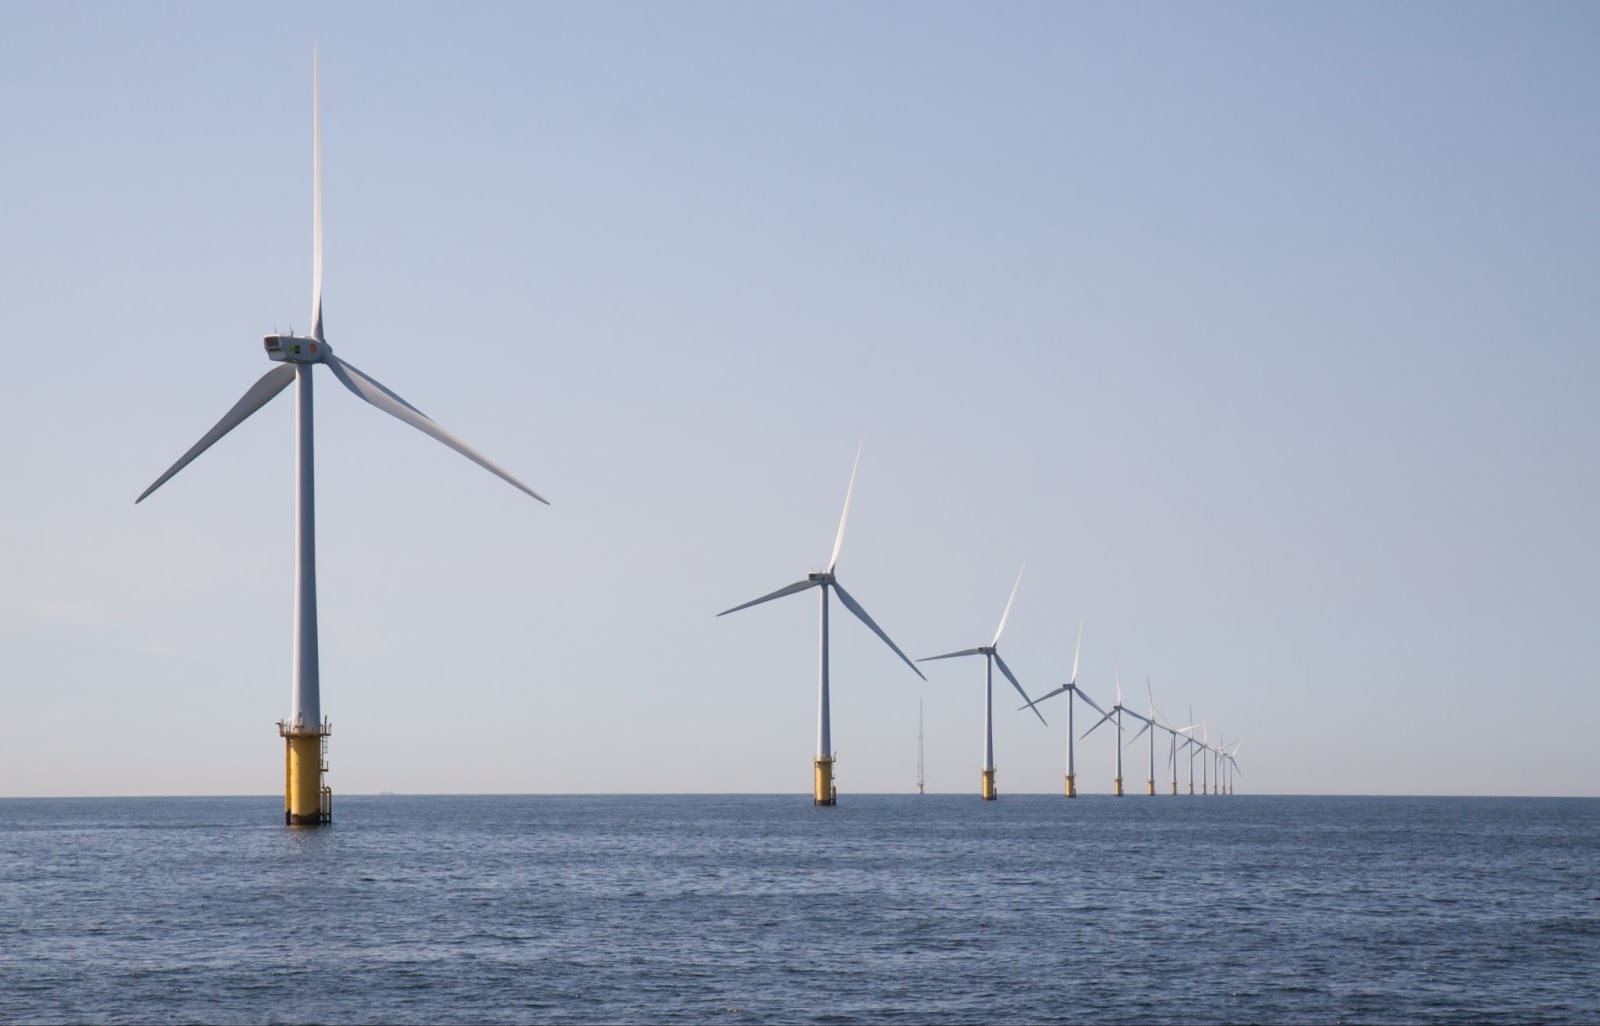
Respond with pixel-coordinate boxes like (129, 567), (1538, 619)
(264, 334), (330, 364)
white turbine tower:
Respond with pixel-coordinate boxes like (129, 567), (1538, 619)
(1081, 657), (1131, 796)
(1024, 621), (1110, 797)
(918, 568), (1046, 801)
(137, 55), (547, 826)
(717, 447), (925, 806)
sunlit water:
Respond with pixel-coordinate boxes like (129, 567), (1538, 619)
(3, 795), (1597, 1024)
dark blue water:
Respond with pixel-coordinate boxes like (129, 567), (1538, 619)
(2, 795), (1597, 1024)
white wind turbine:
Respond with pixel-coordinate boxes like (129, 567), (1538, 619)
(717, 447), (925, 806)
(1224, 742), (1243, 794)
(918, 568), (1046, 800)
(1120, 678), (1163, 796)
(136, 54), (547, 826)
(1081, 656), (1132, 795)
(1181, 706), (1202, 795)
(1023, 621), (1110, 797)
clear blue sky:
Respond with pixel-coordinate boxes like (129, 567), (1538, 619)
(2, 2), (1596, 796)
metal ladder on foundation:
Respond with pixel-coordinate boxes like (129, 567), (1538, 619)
(318, 731), (333, 824)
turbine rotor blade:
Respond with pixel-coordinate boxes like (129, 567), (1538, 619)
(312, 48), (324, 342)
(1075, 688), (1110, 719)
(716, 578), (818, 617)
(136, 364), (296, 503)
(325, 355), (548, 504)
(831, 580), (926, 681)
(1023, 683), (1071, 710)
(827, 444), (861, 573)
(993, 652), (1045, 726)
(1081, 708), (1116, 740)
(917, 647), (984, 663)
(1122, 709), (1153, 728)
(1125, 720), (1152, 748)
(992, 566), (1024, 646)
(1070, 619), (1083, 683)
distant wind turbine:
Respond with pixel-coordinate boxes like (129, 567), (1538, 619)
(1083, 657), (1136, 796)
(1182, 705), (1200, 795)
(918, 568), (1046, 800)
(1224, 742), (1243, 795)
(1023, 621), (1110, 797)
(136, 53), (547, 826)
(717, 447), (925, 805)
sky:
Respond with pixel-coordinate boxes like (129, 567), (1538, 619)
(1, 2), (1596, 797)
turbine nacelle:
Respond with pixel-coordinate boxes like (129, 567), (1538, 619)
(264, 334), (330, 364)
(807, 571), (835, 584)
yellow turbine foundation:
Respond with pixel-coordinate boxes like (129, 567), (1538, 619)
(1188, 782), (1194, 795)
(981, 768), (997, 800)
(1114, 777), (1123, 796)
(813, 757), (836, 806)
(1065, 773), (1076, 798)
(1146, 779), (1155, 796)
(1171, 781), (1178, 795)
(279, 721), (332, 826)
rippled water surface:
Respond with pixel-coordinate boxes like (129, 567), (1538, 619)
(3, 795), (1598, 1024)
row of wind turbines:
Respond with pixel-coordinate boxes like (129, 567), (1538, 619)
(136, 56), (1240, 825)
(718, 451), (1244, 804)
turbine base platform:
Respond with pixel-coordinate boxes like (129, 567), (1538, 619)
(1171, 781), (1179, 795)
(813, 756), (836, 806)
(1114, 776), (1123, 797)
(1064, 773), (1076, 798)
(1188, 782), (1194, 795)
(1146, 779), (1155, 796)
(279, 719), (332, 826)
(981, 768), (997, 801)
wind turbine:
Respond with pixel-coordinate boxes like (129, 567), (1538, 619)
(918, 568), (1046, 800)
(1171, 721), (1202, 795)
(136, 54), (547, 827)
(717, 448), (925, 806)
(1224, 742), (1243, 795)
(1023, 621), (1110, 797)
(1082, 657), (1131, 795)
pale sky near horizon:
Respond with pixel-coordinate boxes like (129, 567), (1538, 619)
(1, 2), (1596, 798)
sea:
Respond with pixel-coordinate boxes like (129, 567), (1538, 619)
(2, 794), (1597, 1025)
